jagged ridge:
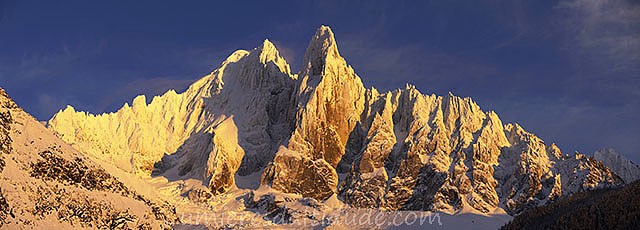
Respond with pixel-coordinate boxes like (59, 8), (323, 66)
(0, 88), (178, 228)
(48, 25), (624, 215)
(593, 148), (640, 183)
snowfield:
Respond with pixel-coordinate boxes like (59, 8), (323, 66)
(0, 25), (633, 229)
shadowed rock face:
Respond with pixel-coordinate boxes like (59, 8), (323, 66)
(261, 26), (366, 200)
(49, 25), (625, 215)
(287, 26), (366, 168)
(593, 148), (640, 183)
(262, 27), (622, 212)
(49, 39), (297, 195)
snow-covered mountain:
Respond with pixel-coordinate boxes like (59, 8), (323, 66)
(0, 88), (179, 228)
(593, 148), (640, 183)
(48, 25), (625, 218)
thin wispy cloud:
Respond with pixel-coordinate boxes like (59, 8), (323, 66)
(0, 0), (15, 22)
(1, 1), (639, 161)
(498, 96), (640, 155)
(554, 0), (640, 74)
(338, 34), (499, 96)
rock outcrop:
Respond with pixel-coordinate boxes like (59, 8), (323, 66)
(593, 148), (640, 183)
(50, 39), (296, 195)
(261, 26), (366, 200)
(0, 88), (178, 229)
(48, 25), (626, 216)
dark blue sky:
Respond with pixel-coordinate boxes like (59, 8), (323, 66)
(0, 0), (638, 161)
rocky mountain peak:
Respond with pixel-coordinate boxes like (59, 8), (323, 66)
(132, 94), (147, 109)
(594, 148), (640, 183)
(254, 39), (292, 76)
(305, 26), (338, 59)
(46, 26), (630, 217)
(263, 25), (367, 200)
(0, 89), (17, 108)
(302, 25), (344, 77)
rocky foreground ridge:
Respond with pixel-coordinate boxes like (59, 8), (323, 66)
(48, 26), (625, 216)
(0, 88), (179, 228)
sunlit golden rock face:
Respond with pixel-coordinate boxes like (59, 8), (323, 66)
(289, 25), (366, 166)
(0, 88), (178, 229)
(49, 39), (297, 195)
(262, 26), (366, 200)
(49, 25), (624, 215)
(262, 147), (339, 200)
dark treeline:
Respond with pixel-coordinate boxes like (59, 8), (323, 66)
(502, 180), (640, 230)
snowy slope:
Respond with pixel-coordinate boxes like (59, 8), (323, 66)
(593, 148), (640, 183)
(0, 88), (178, 228)
(49, 40), (296, 196)
(48, 25), (626, 224)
